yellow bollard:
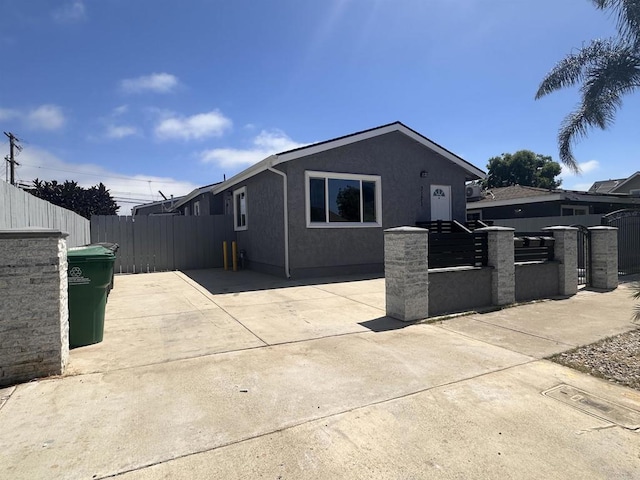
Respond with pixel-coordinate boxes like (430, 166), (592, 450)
(223, 241), (228, 271)
(232, 241), (238, 272)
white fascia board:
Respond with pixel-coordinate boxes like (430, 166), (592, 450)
(211, 155), (278, 195)
(467, 194), (563, 209)
(273, 123), (485, 180)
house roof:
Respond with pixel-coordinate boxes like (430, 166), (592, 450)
(212, 121), (485, 195)
(588, 171), (640, 194)
(131, 196), (184, 215)
(468, 184), (640, 210)
(171, 182), (221, 210)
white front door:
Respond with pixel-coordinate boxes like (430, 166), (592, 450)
(431, 185), (452, 220)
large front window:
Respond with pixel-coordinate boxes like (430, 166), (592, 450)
(306, 171), (381, 227)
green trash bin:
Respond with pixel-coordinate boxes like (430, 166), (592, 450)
(67, 245), (116, 348)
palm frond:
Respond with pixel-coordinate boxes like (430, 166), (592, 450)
(632, 282), (640, 299)
(593, 0), (640, 45)
(555, 45), (640, 171)
(535, 39), (616, 99)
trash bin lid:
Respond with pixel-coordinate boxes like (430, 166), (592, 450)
(68, 245), (115, 261)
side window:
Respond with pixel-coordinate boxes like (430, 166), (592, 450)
(184, 206), (190, 216)
(233, 187), (247, 231)
(193, 201), (201, 216)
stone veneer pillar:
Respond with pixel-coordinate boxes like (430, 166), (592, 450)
(588, 226), (618, 290)
(384, 227), (429, 321)
(476, 226), (515, 306)
(0, 229), (69, 386)
(542, 226), (578, 296)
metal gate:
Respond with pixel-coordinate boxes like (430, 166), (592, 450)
(572, 225), (591, 286)
(602, 209), (640, 276)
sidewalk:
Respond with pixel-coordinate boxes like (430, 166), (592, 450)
(0, 271), (638, 479)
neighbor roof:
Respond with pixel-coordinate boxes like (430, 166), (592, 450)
(212, 121), (485, 195)
(468, 184), (640, 209)
(171, 182), (221, 210)
(588, 172), (640, 194)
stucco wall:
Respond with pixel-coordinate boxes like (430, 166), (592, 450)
(218, 170), (286, 276)
(428, 267), (492, 316)
(283, 131), (470, 278)
(515, 262), (559, 302)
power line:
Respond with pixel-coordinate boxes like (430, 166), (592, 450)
(17, 161), (194, 185)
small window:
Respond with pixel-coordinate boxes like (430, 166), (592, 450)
(305, 171), (381, 228)
(193, 201), (201, 216)
(184, 206), (190, 216)
(561, 205), (588, 216)
(233, 187), (247, 231)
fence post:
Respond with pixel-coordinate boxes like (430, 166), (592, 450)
(542, 226), (578, 296)
(588, 226), (618, 290)
(476, 226), (515, 306)
(384, 226), (429, 321)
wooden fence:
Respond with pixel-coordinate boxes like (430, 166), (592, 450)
(0, 180), (90, 247)
(90, 215), (235, 273)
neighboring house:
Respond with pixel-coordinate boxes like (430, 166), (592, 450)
(205, 121), (485, 278)
(171, 183), (221, 216)
(466, 184), (640, 221)
(131, 196), (183, 215)
(589, 171), (640, 195)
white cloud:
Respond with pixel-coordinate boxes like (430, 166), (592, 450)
(105, 125), (139, 139)
(13, 146), (198, 215)
(26, 105), (66, 131)
(120, 73), (180, 94)
(0, 108), (19, 121)
(199, 130), (307, 168)
(561, 159), (600, 177)
(112, 105), (129, 116)
(52, 1), (87, 24)
(155, 110), (232, 141)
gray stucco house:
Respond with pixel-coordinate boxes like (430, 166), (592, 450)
(206, 121), (485, 278)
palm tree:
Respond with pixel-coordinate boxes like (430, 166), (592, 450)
(535, 0), (640, 173)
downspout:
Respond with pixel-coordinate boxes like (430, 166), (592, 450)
(267, 161), (291, 279)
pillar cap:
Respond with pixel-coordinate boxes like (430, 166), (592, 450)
(475, 226), (514, 232)
(384, 226), (428, 234)
(542, 226), (578, 231)
(0, 228), (69, 239)
(588, 226), (618, 231)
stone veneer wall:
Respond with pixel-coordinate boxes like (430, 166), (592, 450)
(0, 229), (69, 386)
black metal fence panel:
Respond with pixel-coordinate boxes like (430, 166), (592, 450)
(514, 233), (555, 262)
(572, 225), (591, 286)
(429, 232), (487, 268)
(602, 209), (640, 276)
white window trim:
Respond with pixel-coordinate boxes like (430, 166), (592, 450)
(233, 187), (248, 231)
(561, 205), (589, 216)
(193, 201), (201, 216)
(305, 170), (382, 228)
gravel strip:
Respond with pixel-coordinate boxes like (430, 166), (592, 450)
(550, 329), (640, 391)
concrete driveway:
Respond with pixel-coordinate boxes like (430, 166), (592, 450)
(1, 269), (639, 479)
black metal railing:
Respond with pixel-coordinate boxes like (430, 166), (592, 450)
(514, 233), (555, 262)
(429, 231), (488, 268)
(602, 209), (640, 276)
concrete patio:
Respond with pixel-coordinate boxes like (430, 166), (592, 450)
(1, 269), (639, 479)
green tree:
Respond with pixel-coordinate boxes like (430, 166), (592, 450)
(535, 0), (640, 172)
(29, 179), (119, 219)
(484, 150), (562, 189)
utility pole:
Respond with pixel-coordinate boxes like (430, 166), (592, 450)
(3, 132), (22, 186)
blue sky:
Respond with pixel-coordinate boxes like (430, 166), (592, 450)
(1, 0), (638, 213)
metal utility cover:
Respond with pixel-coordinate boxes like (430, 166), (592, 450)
(543, 384), (640, 430)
